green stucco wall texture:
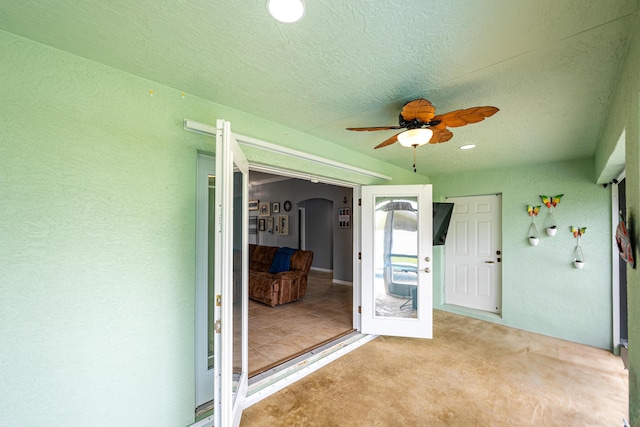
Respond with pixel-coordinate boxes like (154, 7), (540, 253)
(0, 30), (426, 426)
(595, 10), (639, 426)
(431, 159), (613, 350)
(0, 31), (207, 426)
(2, 12), (638, 425)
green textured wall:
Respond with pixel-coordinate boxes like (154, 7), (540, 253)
(0, 31), (206, 426)
(0, 30), (427, 426)
(1, 15), (636, 424)
(596, 11), (639, 425)
(431, 158), (613, 349)
(596, 11), (640, 426)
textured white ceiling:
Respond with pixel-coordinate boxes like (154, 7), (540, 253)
(0, 0), (637, 175)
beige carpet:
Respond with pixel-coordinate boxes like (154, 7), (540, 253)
(241, 310), (628, 426)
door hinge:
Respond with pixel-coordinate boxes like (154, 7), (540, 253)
(358, 252), (361, 260)
(358, 305), (362, 314)
(214, 320), (221, 334)
(358, 198), (361, 206)
(216, 295), (222, 306)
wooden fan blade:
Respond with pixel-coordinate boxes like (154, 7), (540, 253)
(434, 106), (499, 128)
(401, 99), (436, 122)
(346, 126), (404, 131)
(429, 129), (453, 144)
(374, 133), (400, 149)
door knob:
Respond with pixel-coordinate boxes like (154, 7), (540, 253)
(424, 267), (431, 273)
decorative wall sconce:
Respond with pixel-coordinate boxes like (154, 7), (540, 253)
(540, 194), (563, 236)
(571, 226), (586, 269)
(527, 205), (541, 246)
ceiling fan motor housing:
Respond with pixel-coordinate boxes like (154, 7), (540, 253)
(398, 115), (440, 129)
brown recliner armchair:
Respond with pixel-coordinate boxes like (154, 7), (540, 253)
(248, 244), (314, 307)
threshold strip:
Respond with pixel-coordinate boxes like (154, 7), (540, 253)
(244, 332), (376, 408)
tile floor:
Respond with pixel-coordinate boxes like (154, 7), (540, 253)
(248, 270), (353, 376)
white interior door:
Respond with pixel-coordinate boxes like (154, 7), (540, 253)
(361, 185), (433, 339)
(444, 194), (502, 313)
(194, 120), (248, 427)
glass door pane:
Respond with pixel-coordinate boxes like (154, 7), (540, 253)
(232, 169), (243, 395)
(374, 198), (419, 318)
(208, 175), (216, 369)
(195, 155), (218, 411)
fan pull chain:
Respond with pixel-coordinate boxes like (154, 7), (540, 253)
(412, 145), (417, 173)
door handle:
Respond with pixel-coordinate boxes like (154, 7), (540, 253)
(424, 267), (431, 273)
(485, 261), (495, 264)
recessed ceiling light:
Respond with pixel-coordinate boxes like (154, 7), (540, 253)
(459, 144), (476, 150)
(267, 0), (305, 23)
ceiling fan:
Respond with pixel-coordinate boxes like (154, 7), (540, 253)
(346, 98), (499, 171)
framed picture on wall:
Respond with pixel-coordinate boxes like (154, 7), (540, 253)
(266, 217), (274, 231)
(249, 200), (259, 211)
(338, 208), (351, 228)
(278, 215), (289, 235)
(272, 202), (280, 213)
(259, 202), (270, 216)
(258, 218), (265, 231)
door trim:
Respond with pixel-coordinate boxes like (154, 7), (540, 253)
(189, 122), (396, 414)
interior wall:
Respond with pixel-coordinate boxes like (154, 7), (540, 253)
(0, 30), (418, 426)
(248, 178), (353, 282)
(431, 158), (613, 350)
(300, 198), (333, 269)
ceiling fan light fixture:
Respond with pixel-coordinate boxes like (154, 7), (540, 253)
(397, 128), (433, 147)
(267, 0), (305, 23)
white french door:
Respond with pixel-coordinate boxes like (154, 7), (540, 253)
(360, 185), (433, 339)
(444, 194), (502, 313)
(194, 120), (249, 427)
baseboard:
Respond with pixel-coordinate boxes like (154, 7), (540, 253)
(332, 279), (353, 286)
(310, 267), (333, 273)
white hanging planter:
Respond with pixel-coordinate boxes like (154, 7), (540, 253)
(573, 243), (585, 269)
(544, 208), (558, 236)
(528, 222), (540, 246)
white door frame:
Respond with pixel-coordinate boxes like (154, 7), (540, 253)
(191, 120), (249, 427)
(216, 120), (249, 427)
(191, 125), (395, 411)
(611, 170), (626, 352)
